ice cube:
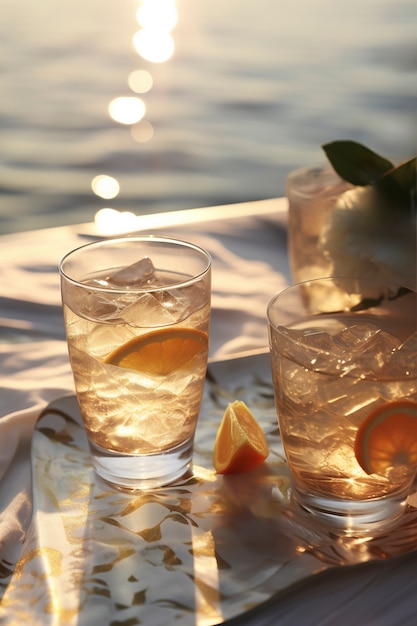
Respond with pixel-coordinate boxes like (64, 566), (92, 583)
(89, 294), (123, 321)
(88, 324), (136, 357)
(274, 326), (311, 360)
(277, 327), (351, 373)
(324, 382), (380, 420)
(382, 331), (417, 378)
(70, 289), (123, 323)
(333, 323), (381, 349)
(281, 360), (317, 405)
(108, 257), (156, 287)
(273, 327), (323, 373)
(349, 331), (401, 376)
(122, 292), (179, 327)
(153, 287), (197, 319)
(298, 329), (334, 352)
(396, 331), (417, 362)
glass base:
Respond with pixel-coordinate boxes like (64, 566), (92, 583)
(290, 485), (409, 535)
(89, 438), (194, 490)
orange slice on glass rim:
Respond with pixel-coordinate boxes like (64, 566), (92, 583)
(105, 327), (208, 376)
(213, 400), (269, 474)
(354, 400), (417, 476)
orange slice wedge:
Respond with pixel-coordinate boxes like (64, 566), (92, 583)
(354, 400), (417, 476)
(213, 400), (269, 474)
(105, 327), (208, 376)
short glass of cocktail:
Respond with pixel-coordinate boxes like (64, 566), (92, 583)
(267, 276), (417, 532)
(59, 236), (211, 490)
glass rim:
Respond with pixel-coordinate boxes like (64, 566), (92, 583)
(286, 162), (329, 178)
(285, 163), (345, 199)
(266, 276), (416, 381)
(267, 275), (414, 324)
(59, 234), (212, 293)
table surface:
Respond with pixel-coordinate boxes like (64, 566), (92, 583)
(0, 198), (416, 625)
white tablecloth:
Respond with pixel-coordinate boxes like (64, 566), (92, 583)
(0, 199), (415, 625)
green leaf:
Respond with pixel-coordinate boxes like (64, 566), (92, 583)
(322, 140), (394, 186)
(375, 157), (416, 207)
(386, 157), (416, 191)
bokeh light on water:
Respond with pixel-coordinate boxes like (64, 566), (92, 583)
(91, 175), (120, 200)
(128, 70), (153, 94)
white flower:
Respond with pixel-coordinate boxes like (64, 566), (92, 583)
(319, 186), (416, 291)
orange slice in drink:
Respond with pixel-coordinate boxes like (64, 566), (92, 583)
(213, 400), (269, 474)
(354, 400), (417, 476)
(105, 327), (208, 376)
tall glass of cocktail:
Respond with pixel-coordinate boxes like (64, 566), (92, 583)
(267, 277), (417, 531)
(60, 236), (211, 490)
(286, 164), (351, 284)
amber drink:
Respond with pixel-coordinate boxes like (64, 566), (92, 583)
(267, 277), (417, 531)
(60, 236), (211, 490)
(286, 165), (351, 284)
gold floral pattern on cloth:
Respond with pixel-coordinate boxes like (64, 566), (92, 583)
(2, 353), (417, 625)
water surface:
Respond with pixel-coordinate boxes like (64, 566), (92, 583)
(1, 0), (415, 233)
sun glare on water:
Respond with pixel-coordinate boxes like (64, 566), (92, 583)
(136, 0), (178, 31)
(133, 0), (177, 63)
(94, 1), (179, 234)
(108, 96), (146, 125)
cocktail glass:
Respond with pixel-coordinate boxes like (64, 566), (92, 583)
(286, 164), (351, 283)
(267, 276), (417, 532)
(59, 236), (211, 490)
